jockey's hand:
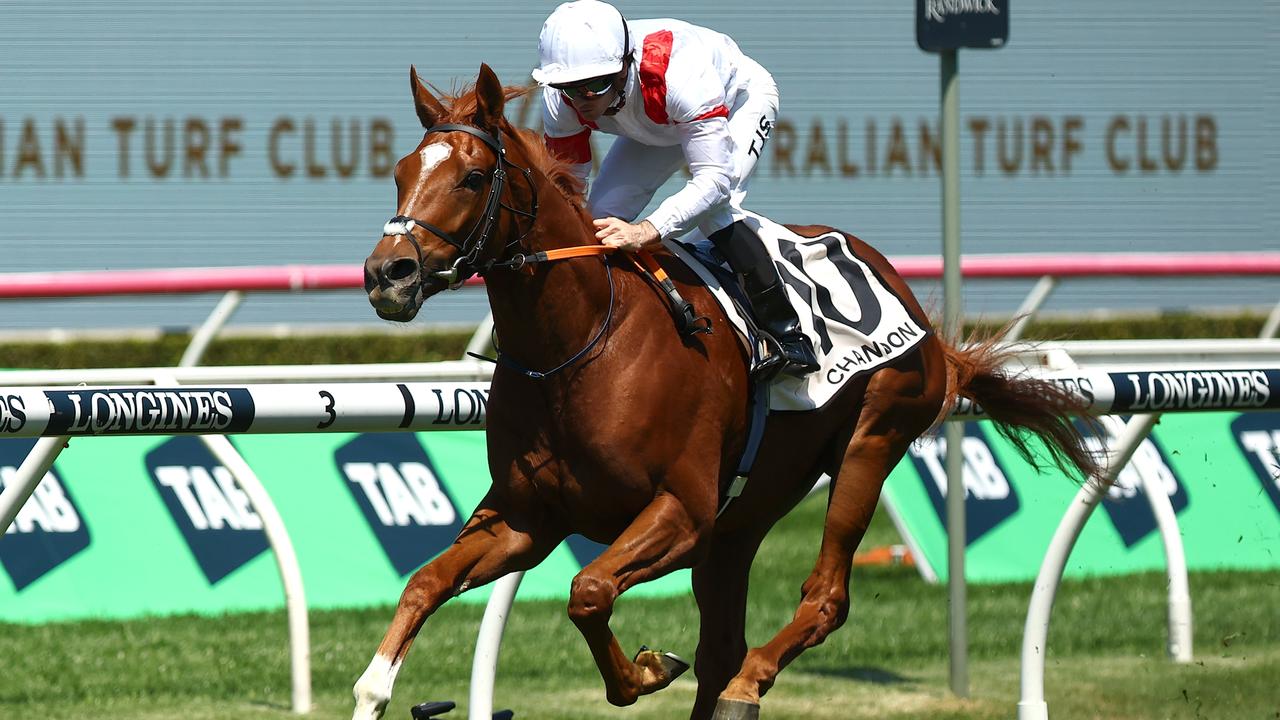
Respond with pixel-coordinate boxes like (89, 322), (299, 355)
(594, 217), (661, 252)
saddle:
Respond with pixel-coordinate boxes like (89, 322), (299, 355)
(625, 243), (801, 382)
(663, 212), (931, 414)
(628, 212), (932, 512)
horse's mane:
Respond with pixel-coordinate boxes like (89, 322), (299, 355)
(433, 82), (589, 216)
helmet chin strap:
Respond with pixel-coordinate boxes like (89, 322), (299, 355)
(603, 67), (628, 116)
(603, 14), (631, 117)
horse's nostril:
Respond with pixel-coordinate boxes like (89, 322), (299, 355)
(384, 258), (419, 282)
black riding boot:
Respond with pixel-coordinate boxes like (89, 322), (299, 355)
(708, 221), (820, 377)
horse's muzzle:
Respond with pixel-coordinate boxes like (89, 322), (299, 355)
(365, 254), (424, 321)
(364, 252), (456, 322)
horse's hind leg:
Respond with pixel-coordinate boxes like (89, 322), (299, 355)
(716, 357), (944, 714)
(352, 492), (562, 720)
(690, 448), (828, 720)
(569, 490), (712, 707)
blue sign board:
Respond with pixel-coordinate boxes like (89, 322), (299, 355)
(917, 0), (1009, 52)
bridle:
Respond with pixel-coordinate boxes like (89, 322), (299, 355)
(380, 120), (621, 379)
(382, 122), (540, 287)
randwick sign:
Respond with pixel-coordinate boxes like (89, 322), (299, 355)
(917, 0), (1009, 51)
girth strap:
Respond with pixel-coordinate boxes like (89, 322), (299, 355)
(717, 380), (769, 518)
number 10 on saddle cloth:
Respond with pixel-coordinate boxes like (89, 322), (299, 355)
(668, 211), (930, 412)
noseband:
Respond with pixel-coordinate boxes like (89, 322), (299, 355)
(382, 123), (538, 286)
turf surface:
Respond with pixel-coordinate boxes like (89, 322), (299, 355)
(2, 493), (1276, 720)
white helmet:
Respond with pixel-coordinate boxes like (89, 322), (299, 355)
(531, 0), (631, 86)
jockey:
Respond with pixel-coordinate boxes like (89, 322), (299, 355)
(532, 0), (819, 377)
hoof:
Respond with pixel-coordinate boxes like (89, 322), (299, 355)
(637, 648), (689, 679)
(712, 698), (760, 720)
(633, 645), (690, 693)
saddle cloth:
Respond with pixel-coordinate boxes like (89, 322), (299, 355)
(665, 211), (931, 412)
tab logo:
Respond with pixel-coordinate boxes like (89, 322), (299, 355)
(145, 437), (268, 584)
(337, 434), (463, 575)
(1081, 416), (1188, 547)
(0, 439), (90, 590)
(909, 422), (1019, 545)
(1231, 413), (1280, 517)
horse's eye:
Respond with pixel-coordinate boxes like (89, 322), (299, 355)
(462, 169), (486, 191)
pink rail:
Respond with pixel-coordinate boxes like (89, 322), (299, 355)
(1, 252), (1277, 299)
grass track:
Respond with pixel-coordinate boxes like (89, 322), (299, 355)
(2, 493), (1277, 720)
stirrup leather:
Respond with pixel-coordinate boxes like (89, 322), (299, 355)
(629, 250), (712, 337)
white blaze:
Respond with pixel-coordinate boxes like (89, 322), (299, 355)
(419, 142), (452, 174)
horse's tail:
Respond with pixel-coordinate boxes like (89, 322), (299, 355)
(936, 330), (1103, 481)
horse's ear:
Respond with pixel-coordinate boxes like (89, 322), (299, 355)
(410, 65), (447, 129)
(473, 63), (506, 132)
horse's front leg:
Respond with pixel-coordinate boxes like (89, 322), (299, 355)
(688, 528), (765, 720)
(352, 491), (562, 720)
(569, 490), (713, 707)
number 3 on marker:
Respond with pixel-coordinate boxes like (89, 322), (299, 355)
(318, 390), (336, 429)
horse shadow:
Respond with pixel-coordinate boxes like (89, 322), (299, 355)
(801, 665), (915, 686)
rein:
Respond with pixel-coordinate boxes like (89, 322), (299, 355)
(468, 256), (617, 379)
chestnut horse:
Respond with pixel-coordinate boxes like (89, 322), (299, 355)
(355, 64), (1099, 720)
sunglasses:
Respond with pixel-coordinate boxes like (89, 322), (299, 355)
(555, 75), (616, 101)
